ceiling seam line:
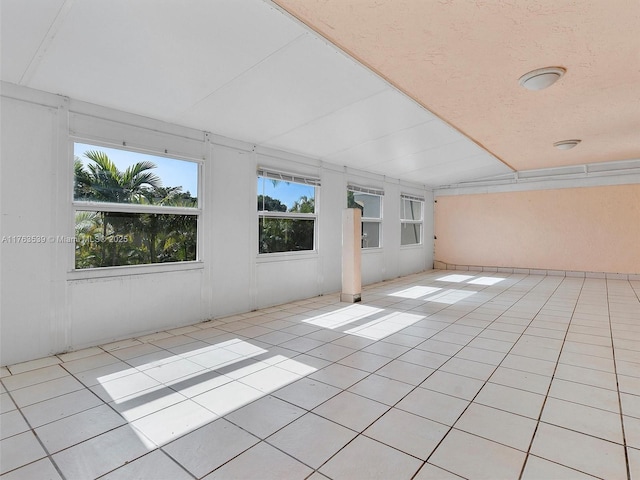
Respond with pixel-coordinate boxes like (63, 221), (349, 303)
(256, 87), (391, 145)
(19, 0), (77, 85)
(175, 32), (308, 117)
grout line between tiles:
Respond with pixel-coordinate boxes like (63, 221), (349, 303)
(606, 278), (632, 480)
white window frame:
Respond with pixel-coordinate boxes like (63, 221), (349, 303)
(257, 168), (320, 256)
(71, 139), (202, 273)
(400, 193), (424, 246)
(348, 184), (383, 249)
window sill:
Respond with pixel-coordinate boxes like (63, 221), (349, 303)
(68, 261), (204, 281)
(400, 243), (424, 250)
(256, 250), (319, 263)
(362, 247), (383, 254)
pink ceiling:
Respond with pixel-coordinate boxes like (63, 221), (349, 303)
(273, 0), (640, 171)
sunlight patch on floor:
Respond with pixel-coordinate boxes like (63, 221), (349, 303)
(303, 304), (384, 329)
(388, 286), (442, 299)
(345, 312), (424, 340)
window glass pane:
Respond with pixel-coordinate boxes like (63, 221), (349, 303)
(259, 218), (315, 253)
(362, 221), (380, 248)
(352, 192), (381, 218)
(74, 143), (198, 207)
(75, 211), (197, 269)
(402, 199), (422, 220)
(401, 223), (421, 245)
(257, 177), (315, 213)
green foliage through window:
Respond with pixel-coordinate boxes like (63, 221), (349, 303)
(257, 175), (316, 254)
(73, 145), (198, 269)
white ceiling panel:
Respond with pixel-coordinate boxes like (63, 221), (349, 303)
(327, 120), (467, 170)
(367, 139), (488, 175)
(178, 33), (387, 144)
(26, 0), (305, 121)
(0, 0), (67, 84)
(416, 159), (512, 187)
(261, 88), (434, 158)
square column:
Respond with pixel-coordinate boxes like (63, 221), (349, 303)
(341, 208), (362, 303)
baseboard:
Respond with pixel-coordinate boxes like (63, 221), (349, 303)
(433, 261), (640, 281)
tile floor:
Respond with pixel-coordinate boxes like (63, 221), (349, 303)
(1, 270), (639, 479)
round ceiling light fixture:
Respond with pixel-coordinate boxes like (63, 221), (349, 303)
(553, 139), (581, 150)
(519, 67), (566, 91)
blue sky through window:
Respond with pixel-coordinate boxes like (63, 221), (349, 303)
(258, 177), (314, 210)
(74, 143), (198, 196)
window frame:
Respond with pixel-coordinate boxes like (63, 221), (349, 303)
(257, 169), (320, 256)
(71, 139), (203, 273)
(400, 194), (424, 247)
(347, 185), (384, 249)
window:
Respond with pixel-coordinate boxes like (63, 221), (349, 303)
(257, 169), (319, 254)
(400, 194), (424, 246)
(347, 185), (383, 248)
(73, 142), (199, 269)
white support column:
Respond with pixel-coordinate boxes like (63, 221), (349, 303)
(341, 208), (362, 303)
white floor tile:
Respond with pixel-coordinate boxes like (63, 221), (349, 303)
(549, 377), (621, 413)
(308, 363), (370, 389)
(109, 386), (187, 422)
(375, 359), (435, 386)
(348, 373), (414, 405)
(541, 397), (624, 443)
(313, 390), (389, 432)
(273, 377), (341, 410)
(0, 392), (17, 414)
(11, 375), (85, 407)
(59, 352), (121, 375)
(489, 367), (551, 395)
(0, 431), (47, 475)
(454, 403), (537, 451)
(35, 403), (125, 452)
(131, 399), (217, 447)
(621, 392), (640, 419)
(364, 407), (449, 460)
(8, 356), (61, 375)
(0, 458), (63, 480)
(420, 370), (485, 400)
(163, 418), (258, 477)
(474, 382), (545, 419)
(521, 455), (595, 480)
(238, 365), (301, 393)
(629, 447), (640, 480)
(439, 357), (496, 381)
(225, 395), (305, 439)
(143, 358), (205, 384)
(530, 422), (627, 479)
(1, 364), (68, 391)
(337, 351), (391, 372)
(52, 425), (150, 479)
(203, 441), (312, 480)
(625, 415), (640, 449)
(267, 412), (356, 468)
(192, 380), (263, 416)
(91, 371), (161, 402)
(413, 463), (465, 479)
(429, 429), (526, 480)
(0, 410), (29, 440)
(396, 388), (469, 426)
(398, 349), (450, 369)
(101, 450), (192, 480)
(319, 435), (422, 480)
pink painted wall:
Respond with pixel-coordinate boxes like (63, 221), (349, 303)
(435, 184), (640, 274)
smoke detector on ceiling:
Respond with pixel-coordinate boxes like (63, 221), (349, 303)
(553, 139), (581, 150)
(519, 67), (566, 91)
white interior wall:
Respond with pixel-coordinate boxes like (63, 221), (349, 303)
(0, 84), (433, 366)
